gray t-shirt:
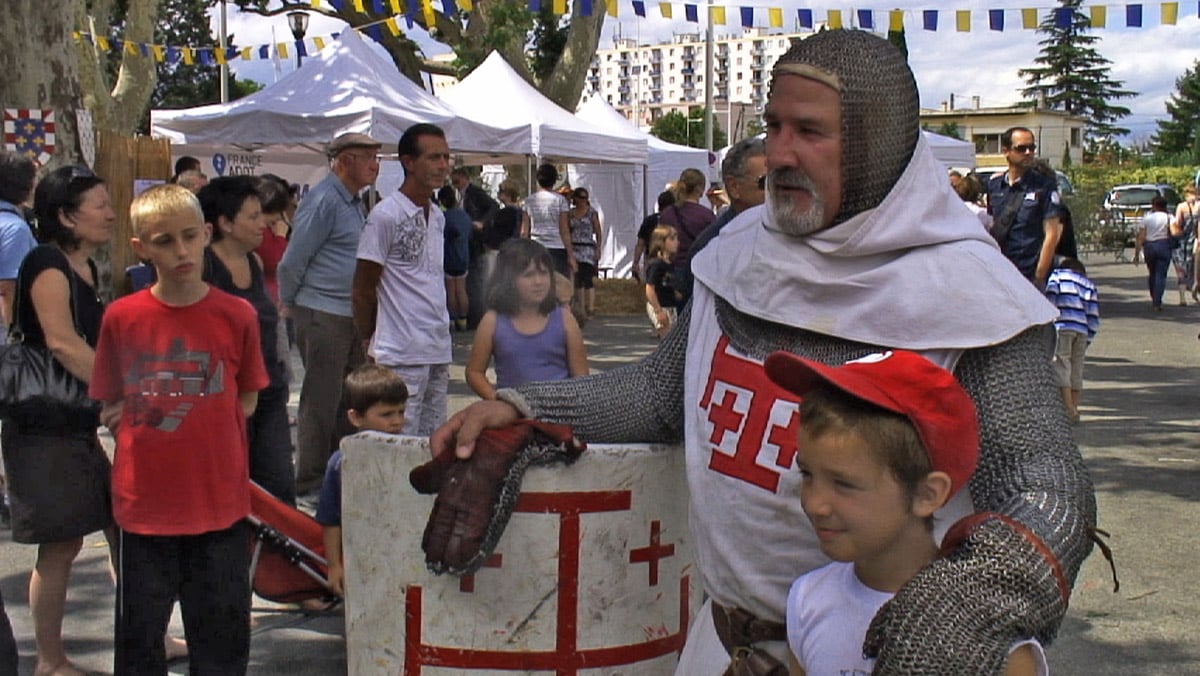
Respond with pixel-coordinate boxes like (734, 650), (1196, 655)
(524, 190), (569, 250)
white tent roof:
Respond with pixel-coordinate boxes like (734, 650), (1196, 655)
(440, 52), (648, 165)
(150, 31), (522, 156)
(922, 130), (975, 169)
(575, 98), (709, 179)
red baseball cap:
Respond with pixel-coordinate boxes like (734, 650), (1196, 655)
(764, 350), (980, 496)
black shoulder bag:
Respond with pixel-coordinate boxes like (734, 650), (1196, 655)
(0, 249), (101, 423)
(988, 188), (1025, 252)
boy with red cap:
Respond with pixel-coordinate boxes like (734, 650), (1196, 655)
(765, 350), (1047, 676)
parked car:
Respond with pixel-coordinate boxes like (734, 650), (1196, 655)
(1097, 183), (1181, 247)
(1102, 183), (1180, 220)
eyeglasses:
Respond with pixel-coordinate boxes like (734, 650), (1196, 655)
(1011, 144), (1037, 154)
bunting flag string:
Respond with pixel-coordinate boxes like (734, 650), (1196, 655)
(73, 1), (1200, 68)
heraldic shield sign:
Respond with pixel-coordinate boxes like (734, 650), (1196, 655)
(340, 433), (700, 675)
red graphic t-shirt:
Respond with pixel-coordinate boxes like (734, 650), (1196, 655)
(91, 288), (269, 535)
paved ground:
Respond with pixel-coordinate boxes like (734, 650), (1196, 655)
(1, 255), (1198, 674)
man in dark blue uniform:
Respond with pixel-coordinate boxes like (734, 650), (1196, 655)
(987, 126), (1066, 287)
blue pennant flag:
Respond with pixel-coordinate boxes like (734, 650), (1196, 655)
(685, 3), (697, 22)
(580, 0), (592, 15)
(1126, 4), (1142, 26)
(443, 0), (458, 15)
(633, 0), (645, 17)
(1054, 7), (1073, 28)
(797, 8), (812, 28)
(922, 9), (938, 31)
(857, 9), (873, 29)
(989, 9), (1004, 31)
(741, 6), (753, 27)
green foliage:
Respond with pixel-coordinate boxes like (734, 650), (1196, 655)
(1151, 59), (1200, 163)
(1017, 0), (1135, 139)
(452, 3), (534, 77)
(921, 122), (962, 140)
(650, 109), (727, 149)
(744, 119), (764, 140)
(886, 26), (907, 60)
(528, 7), (569, 82)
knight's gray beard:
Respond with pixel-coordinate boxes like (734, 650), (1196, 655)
(768, 169), (826, 237)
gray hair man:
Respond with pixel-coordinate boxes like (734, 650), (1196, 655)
(434, 30), (1093, 675)
(279, 132), (381, 496)
(688, 136), (767, 263)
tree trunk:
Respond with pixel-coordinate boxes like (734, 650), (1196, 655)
(0, 0), (85, 165)
(538, 10), (606, 112)
(77, 0), (159, 135)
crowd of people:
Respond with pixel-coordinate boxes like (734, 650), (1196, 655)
(0, 27), (1124, 676)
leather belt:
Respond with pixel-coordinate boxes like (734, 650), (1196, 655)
(711, 602), (788, 676)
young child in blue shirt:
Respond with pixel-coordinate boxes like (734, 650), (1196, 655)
(315, 364), (408, 595)
(764, 350), (1048, 676)
(1044, 258), (1100, 423)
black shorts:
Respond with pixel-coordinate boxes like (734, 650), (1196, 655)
(549, 248), (572, 278)
(574, 262), (597, 289)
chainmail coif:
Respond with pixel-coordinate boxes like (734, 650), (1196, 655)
(770, 30), (920, 225)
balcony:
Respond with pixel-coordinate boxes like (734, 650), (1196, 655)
(681, 67), (694, 75)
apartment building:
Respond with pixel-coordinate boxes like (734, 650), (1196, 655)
(581, 28), (803, 138)
(920, 103), (1086, 169)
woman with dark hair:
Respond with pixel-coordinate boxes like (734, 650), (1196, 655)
(198, 176), (295, 504)
(3, 165), (115, 676)
(520, 163), (572, 278)
(1137, 195), (1176, 311)
(254, 174), (297, 307)
(658, 167), (715, 305)
(0, 150), (39, 339)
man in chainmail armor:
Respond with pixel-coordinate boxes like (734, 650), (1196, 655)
(433, 30), (1095, 675)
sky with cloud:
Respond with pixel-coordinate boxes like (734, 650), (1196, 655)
(215, 0), (1200, 143)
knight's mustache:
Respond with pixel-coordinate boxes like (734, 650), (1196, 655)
(768, 169), (817, 192)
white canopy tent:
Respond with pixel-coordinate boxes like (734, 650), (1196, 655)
(440, 52), (649, 166)
(569, 98), (712, 278)
(922, 130), (975, 170)
(151, 30), (527, 165)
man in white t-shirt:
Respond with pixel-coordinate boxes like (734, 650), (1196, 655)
(352, 123), (453, 436)
(520, 163), (572, 277)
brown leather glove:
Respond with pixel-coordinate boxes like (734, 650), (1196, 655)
(410, 420), (584, 576)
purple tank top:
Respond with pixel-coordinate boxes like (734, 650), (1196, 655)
(493, 305), (570, 389)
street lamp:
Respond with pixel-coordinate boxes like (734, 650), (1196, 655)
(287, 9), (309, 69)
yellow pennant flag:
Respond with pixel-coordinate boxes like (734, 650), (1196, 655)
(1089, 5), (1106, 27)
(182, 48), (195, 65)
(241, 46), (253, 61)
(422, 0), (436, 26)
(606, 0), (617, 17)
(827, 9), (842, 29)
(124, 40), (140, 56)
(459, 0), (473, 11)
(214, 47), (227, 65)
(313, 36), (326, 50)
(660, 2), (672, 18)
(352, 0), (364, 11)
(1021, 8), (1038, 29)
(712, 6), (725, 25)
(389, 0), (401, 11)
(97, 36), (110, 51)
(889, 9), (903, 32)
(386, 17), (401, 35)
(553, 0), (566, 13)
(152, 44), (166, 62)
(277, 42), (289, 59)
(956, 10), (970, 32)
(309, 0), (321, 8)
(769, 7), (782, 27)
(1162, 2), (1179, 25)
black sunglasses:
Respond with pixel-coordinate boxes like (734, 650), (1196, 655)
(1011, 144), (1037, 154)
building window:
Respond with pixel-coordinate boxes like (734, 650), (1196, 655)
(670, 76), (676, 84)
(737, 71), (744, 80)
(1070, 128), (1082, 148)
(972, 133), (1003, 155)
(737, 57), (743, 65)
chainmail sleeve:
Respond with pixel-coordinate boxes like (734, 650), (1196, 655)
(956, 324), (1097, 577)
(511, 304), (691, 443)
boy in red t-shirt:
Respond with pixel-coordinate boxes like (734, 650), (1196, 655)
(91, 184), (269, 675)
